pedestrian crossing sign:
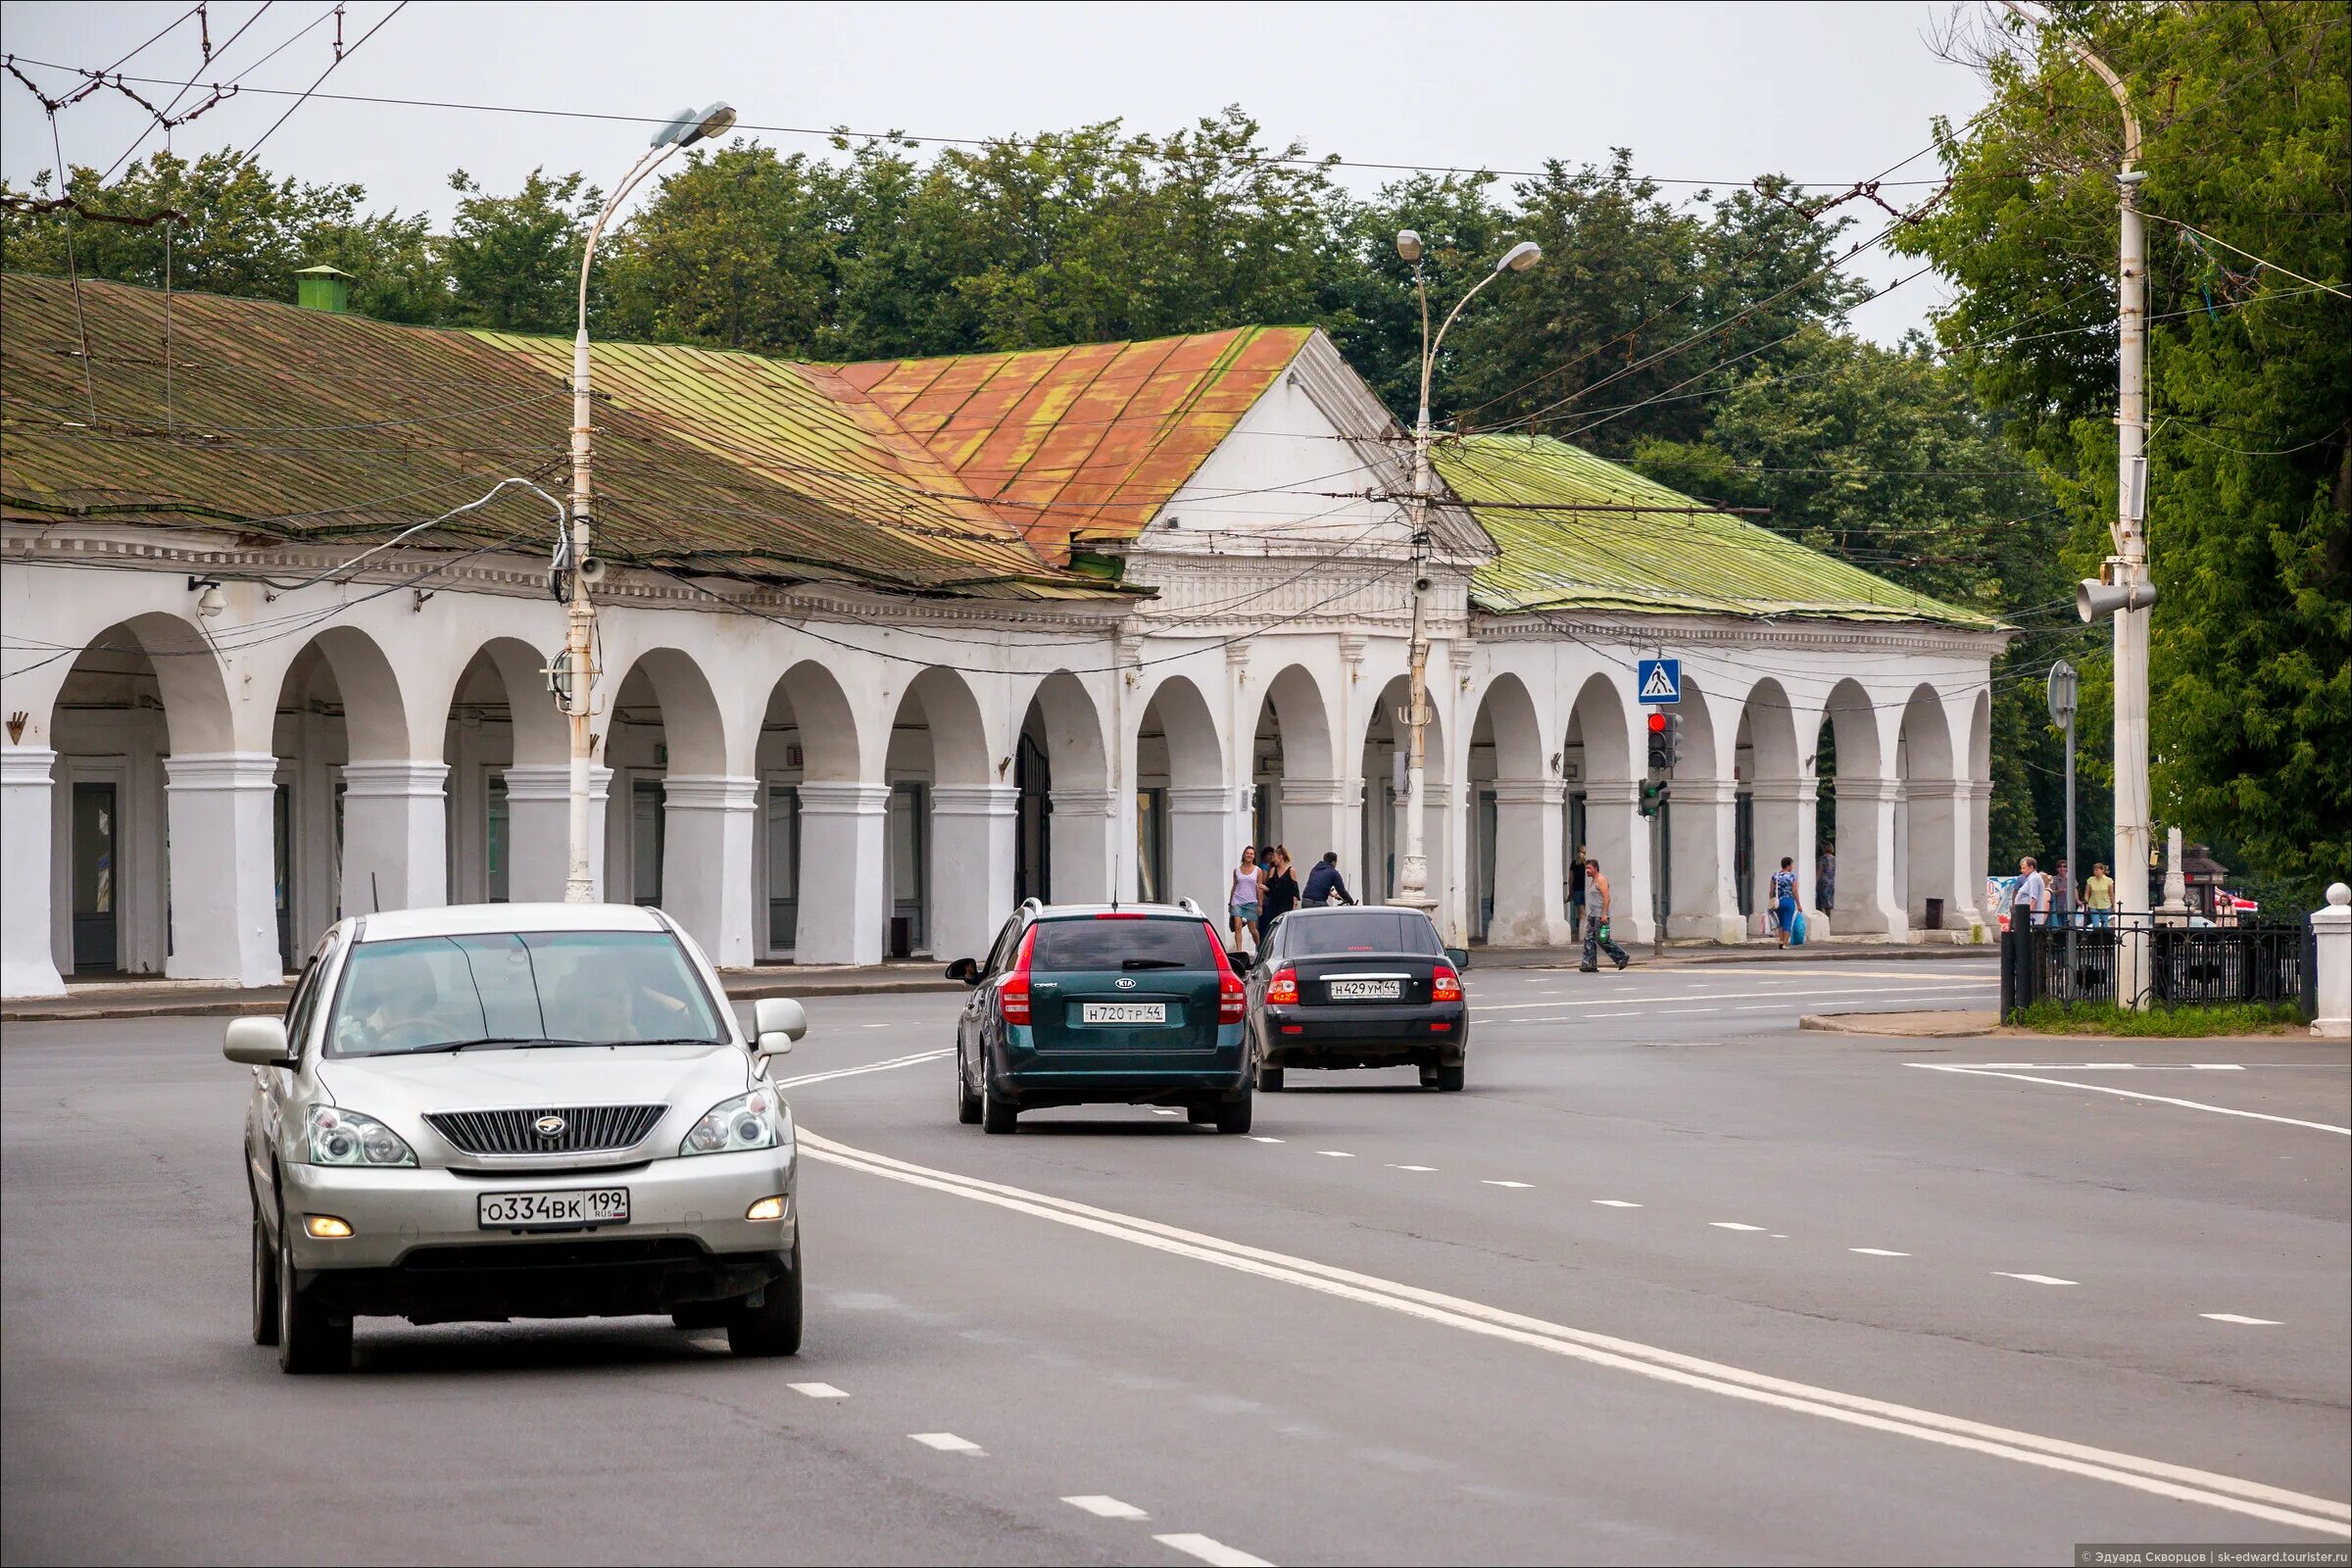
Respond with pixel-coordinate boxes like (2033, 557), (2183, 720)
(1637, 658), (1681, 705)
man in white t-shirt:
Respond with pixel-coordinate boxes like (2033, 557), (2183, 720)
(2012, 857), (2048, 927)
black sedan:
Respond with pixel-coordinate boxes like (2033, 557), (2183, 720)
(1242, 906), (1471, 1091)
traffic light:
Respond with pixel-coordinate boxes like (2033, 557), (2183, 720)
(1638, 779), (1662, 818)
(1645, 710), (1670, 772)
(1663, 711), (1682, 769)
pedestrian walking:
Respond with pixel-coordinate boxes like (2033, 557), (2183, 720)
(1301, 851), (1354, 907)
(1816, 843), (1837, 917)
(1567, 844), (1589, 941)
(1229, 846), (1262, 949)
(1770, 856), (1799, 949)
(1258, 847), (1299, 940)
(2084, 862), (2114, 928)
(1579, 857), (1631, 971)
(2012, 857), (2047, 927)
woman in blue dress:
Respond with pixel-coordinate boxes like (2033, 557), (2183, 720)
(1771, 857), (1800, 949)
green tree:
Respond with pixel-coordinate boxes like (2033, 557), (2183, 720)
(441, 167), (598, 333)
(1892, 0), (2351, 903)
(601, 143), (839, 352)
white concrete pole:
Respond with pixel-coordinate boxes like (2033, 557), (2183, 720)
(2312, 883), (2350, 1040)
(505, 762), (609, 902)
(1, 746), (65, 997)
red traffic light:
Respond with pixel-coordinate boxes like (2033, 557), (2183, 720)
(1647, 711), (1668, 732)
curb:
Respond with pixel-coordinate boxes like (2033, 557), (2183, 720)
(2, 976), (965, 1024)
(1798, 1010), (1999, 1038)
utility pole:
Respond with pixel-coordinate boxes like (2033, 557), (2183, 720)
(2048, 659), (2078, 993)
(1393, 231), (1541, 913)
(559, 101), (735, 903)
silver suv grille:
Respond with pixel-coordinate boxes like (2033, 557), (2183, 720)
(424, 1104), (666, 1156)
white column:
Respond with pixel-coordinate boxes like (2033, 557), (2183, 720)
(1278, 776), (1353, 883)
(1834, 775), (1907, 939)
(662, 775), (760, 967)
(931, 783), (1018, 964)
(1581, 780), (1652, 946)
(1902, 779), (1976, 938)
(794, 781), (889, 965)
(2311, 884), (2350, 1041)
(339, 760), (448, 917)
(2, 747), (64, 997)
(164, 753), (282, 985)
(505, 763), (610, 904)
(1049, 786), (1116, 905)
(1750, 775), (1817, 929)
(1666, 776), (1743, 943)
(1426, 781), (1466, 945)
(1166, 785), (1233, 918)
(1488, 777), (1569, 947)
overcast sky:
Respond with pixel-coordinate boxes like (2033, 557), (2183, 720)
(1, 1), (1989, 342)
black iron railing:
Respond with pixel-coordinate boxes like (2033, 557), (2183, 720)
(1998, 919), (2306, 1019)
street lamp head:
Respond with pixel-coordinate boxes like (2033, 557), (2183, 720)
(1396, 228), (1423, 264)
(651, 106), (699, 148)
(1495, 241), (1542, 273)
(682, 101), (737, 147)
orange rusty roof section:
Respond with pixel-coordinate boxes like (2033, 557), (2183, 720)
(837, 326), (1313, 556)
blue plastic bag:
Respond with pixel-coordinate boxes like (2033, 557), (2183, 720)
(1791, 910), (1808, 945)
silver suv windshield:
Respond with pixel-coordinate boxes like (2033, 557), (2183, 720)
(326, 930), (726, 1057)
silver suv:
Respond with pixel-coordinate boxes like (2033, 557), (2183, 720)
(228, 904), (807, 1373)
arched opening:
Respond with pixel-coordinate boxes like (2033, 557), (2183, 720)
(41, 614), (237, 981)
(1819, 677), (1895, 937)
(1898, 685), (1964, 933)
(1738, 678), (1806, 934)
(1359, 673), (1448, 911)
(885, 666), (996, 961)
(753, 660), (861, 960)
(603, 648), (732, 955)
(270, 627), (422, 969)
(1248, 664), (1348, 910)
(1662, 674), (1740, 942)
(1134, 674), (1224, 910)
(1014, 671), (1111, 905)
(1465, 674), (1562, 946)
(442, 638), (568, 906)
(1564, 671), (1644, 945)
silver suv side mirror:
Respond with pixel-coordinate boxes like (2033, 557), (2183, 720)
(223, 1015), (292, 1066)
(752, 997), (808, 1057)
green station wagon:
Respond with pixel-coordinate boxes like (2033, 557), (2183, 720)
(947, 900), (1253, 1134)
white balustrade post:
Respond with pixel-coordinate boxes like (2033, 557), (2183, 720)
(163, 753), (282, 985)
(2313, 883), (2350, 1041)
(1, 746), (64, 997)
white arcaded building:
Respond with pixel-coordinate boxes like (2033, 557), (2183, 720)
(0, 273), (2003, 997)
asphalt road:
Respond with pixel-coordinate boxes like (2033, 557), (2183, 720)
(5, 956), (2347, 1566)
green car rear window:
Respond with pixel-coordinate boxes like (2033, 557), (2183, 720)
(1030, 917), (1216, 972)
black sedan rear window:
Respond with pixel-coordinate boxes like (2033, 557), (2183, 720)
(1283, 911), (1442, 956)
(1030, 917), (1217, 972)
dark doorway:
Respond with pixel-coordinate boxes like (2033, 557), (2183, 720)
(1014, 728), (1050, 904)
(70, 781), (119, 972)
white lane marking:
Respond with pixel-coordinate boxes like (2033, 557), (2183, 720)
(2202, 1313), (2283, 1326)
(1910, 1064), (2352, 1136)
(1592, 1200), (1642, 1207)
(1154, 1533), (1274, 1567)
(1245, 1136), (1284, 1144)
(1994, 1272), (2078, 1286)
(909, 1432), (985, 1453)
(1150, 1107), (1184, 1116)
(1964, 1062), (2248, 1071)
(1315, 1151), (1353, 1158)
(1063, 1494), (1151, 1520)
(775, 1049), (954, 1090)
(1387, 1164), (1438, 1172)
(1482, 1180), (1534, 1189)
(1474, 981), (1989, 1012)
(1850, 1249), (1911, 1257)
(799, 1130), (2350, 1537)
(1710, 1222), (1768, 1232)
(788, 1381), (849, 1398)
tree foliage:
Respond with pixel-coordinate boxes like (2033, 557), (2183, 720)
(1890, 0), (2351, 903)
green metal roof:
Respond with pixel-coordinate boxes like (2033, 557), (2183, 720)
(1436, 434), (1992, 627)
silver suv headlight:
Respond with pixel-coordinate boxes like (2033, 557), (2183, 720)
(681, 1089), (786, 1156)
(306, 1105), (416, 1167)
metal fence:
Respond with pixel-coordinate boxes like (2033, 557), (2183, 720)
(1998, 919), (2307, 1019)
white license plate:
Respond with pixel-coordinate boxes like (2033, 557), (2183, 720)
(1328, 979), (1402, 1002)
(1080, 1002), (1166, 1024)
(477, 1188), (629, 1230)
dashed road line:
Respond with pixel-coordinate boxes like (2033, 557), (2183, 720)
(1482, 1180), (1534, 1189)
(2202, 1313), (2283, 1326)
(1315, 1151), (1354, 1158)
(1063, 1494), (1151, 1520)
(1154, 1532), (1274, 1567)
(1592, 1200), (1642, 1207)
(1850, 1249), (1911, 1257)
(1244, 1136), (1284, 1144)
(1994, 1272), (2078, 1287)
(1711, 1222), (1768, 1232)
(788, 1381), (849, 1398)
(909, 1432), (986, 1454)
(1387, 1164), (1438, 1172)
(1910, 1063), (2351, 1136)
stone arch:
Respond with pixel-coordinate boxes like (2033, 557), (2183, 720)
(1137, 673), (1226, 908)
(612, 647), (728, 775)
(899, 665), (993, 788)
(758, 659), (869, 964)
(1015, 670), (1113, 904)
(600, 647), (732, 957)
(1562, 670), (1647, 945)
(1738, 677), (1808, 924)
(1360, 672), (1448, 908)
(1819, 677), (1897, 936)
(881, 665), (1000, 960)
(440, 636), (570, 906)
(1468, 672), (1564, 946)
(1250, 663), (1345, 884)
(1663, 673), (1740, 942)
(1899, 683), (1963, 932)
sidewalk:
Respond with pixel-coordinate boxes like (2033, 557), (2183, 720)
(0, 960), (962, 1024)
(3, 939), (1988, 1022)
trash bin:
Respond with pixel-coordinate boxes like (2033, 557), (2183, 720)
(889, 916), (911, 959)
(1924, 897), (1945, 930)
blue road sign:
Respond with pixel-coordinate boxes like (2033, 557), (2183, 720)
(1637, 658), (1681, 705)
